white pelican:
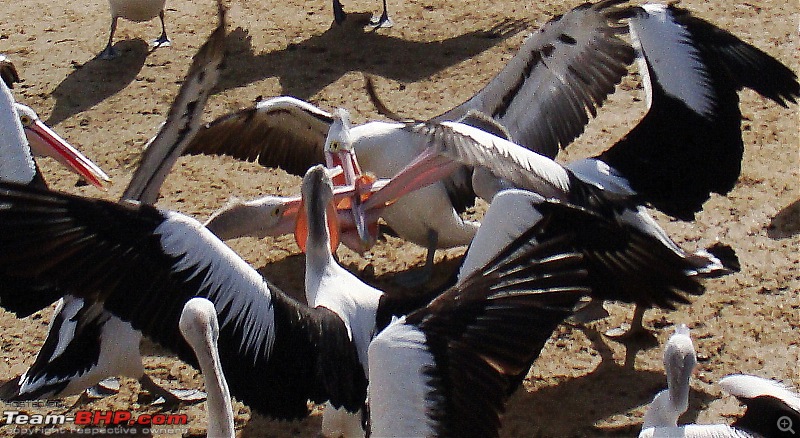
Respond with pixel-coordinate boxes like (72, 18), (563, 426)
(0, 55), (20, 89)
(0, 3), (225, 404)
(179, 298), (235, 438)
(641, 324), (696, 429)
(0, 175), (716, 435)
(367, 187), (721, 437)
(640, 325), (800, 437)
(100, 0), (170, 59)
(366, 1), (797, 339)
(185, 0), (636, 277)
(0, 81), (110, 190)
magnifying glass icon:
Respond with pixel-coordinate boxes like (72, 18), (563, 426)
(778, 416), (796, 435)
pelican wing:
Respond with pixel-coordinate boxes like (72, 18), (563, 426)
(666, 5), (799, 107)
(122, 3), (226, 205)
(0, 182), (366, 419)
(599, 4), (798, 221)
(721, 374), (800, 436)
(402, 121), (573, 200)
(376, 194), (705, 437)
(0, 298), (120, 400)
(184, 96), (334, 177)
(434, 0), (635, 158)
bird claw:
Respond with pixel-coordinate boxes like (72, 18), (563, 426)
(151, 36), (171, 49)
(368, 14), (394, 28)
(97, 46), (119, 60)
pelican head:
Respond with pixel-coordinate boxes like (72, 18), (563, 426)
(323, 108), (362, 186)
(204, 195), (300, 240)
(297, 164), (340, 253)
(14, 103), (111, 189)
(642, 324), (696, 428)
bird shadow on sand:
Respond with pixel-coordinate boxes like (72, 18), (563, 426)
(218, 14), (530, 101)
(502, 324), (718, 437)
(44, 39), (150, 126)
(767, 198), (800, 239)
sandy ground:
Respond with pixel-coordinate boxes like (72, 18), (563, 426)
(0, 0), (797, 436)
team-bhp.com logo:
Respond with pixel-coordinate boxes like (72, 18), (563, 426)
(2, 410), (188, 435)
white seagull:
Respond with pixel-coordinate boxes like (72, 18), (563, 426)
(100, 0), (171, 59)
(0, 2), (225, 404)
(185, 0), (636, 278)
(640, 325), (800, 437)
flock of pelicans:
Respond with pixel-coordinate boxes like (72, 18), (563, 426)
(0, 0), (799, 436)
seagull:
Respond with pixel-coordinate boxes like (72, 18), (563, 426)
(0, 80), (110, 190)
(100, 0), (171, 59)
(179, 298), (235, 438)
(640, 325), (800, 437)
(0, 2), (225, 404)
(185, 0), (636, 278)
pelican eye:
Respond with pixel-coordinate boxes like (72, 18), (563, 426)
(271, 207), (281, 217)
(329, 140), (340, 152)
(19, 115), (32, 126)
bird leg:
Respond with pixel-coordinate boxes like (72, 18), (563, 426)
(98, 17), (119, 60)
(368, 0), (394, 28)
(604, 304), (659, 348)
(152, 10), (171, 48)
(332, 0), (347, 24)
(569, 297), (610, 324)
(393, 229), (438, 287)
(138, 374), (206, 406)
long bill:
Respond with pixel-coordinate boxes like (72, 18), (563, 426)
(25, 121), (111, 189)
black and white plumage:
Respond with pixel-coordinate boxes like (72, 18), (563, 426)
(590, 2), (799, 221)
(369, 0), (796, 339)
(640, 325), (800, 438)
(367, 188), (713, 437)
(0, 181), (367, 419)
(0, 3), (226, 403)
(100, 0), (171, 60)
(185, 0), (635, 271)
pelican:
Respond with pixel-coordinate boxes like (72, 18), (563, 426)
(0, 81), (110, 190)
(0, 3), (225, 404)
(100, 0), (170, 59)
(179, 298), (235, 438)
(0, 55), (21, 89)
(186, 0), (636, 278)
(641, 325), (697, 429)
(640, 325), (800, 437)
(365, 1), (797, 340)
(367, 187), (718, 437)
